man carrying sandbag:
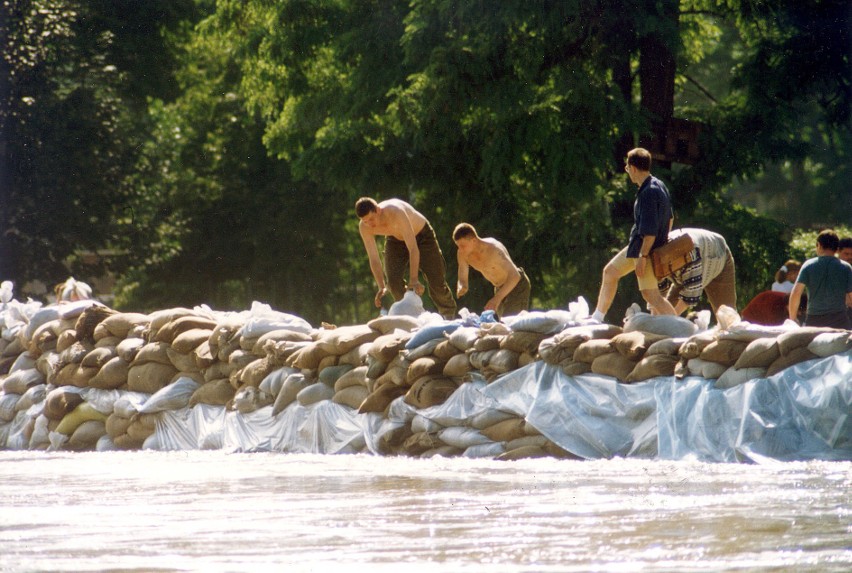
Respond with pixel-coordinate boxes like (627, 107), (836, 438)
(356, 197), (457, 319)
(453, 222), (530, 318)
(656, 228), (736, 316)
(788, 229), (852, 329)
(592, 148), (678, 322)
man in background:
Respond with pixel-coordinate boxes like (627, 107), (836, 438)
(788, 229), (852, 329)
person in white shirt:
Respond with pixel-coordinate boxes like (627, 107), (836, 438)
(770, 260), (800, 294)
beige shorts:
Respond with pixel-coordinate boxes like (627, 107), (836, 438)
(607, 246), (660, 291)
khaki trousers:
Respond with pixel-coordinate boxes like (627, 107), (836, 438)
(497, 268), (531, 318)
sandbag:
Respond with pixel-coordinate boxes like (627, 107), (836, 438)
(44, 387), (85, 420)
(404, 376), (458, 409)
(686, 358), (727, 379)
(166, 347), (200, 373)
(591, 352), (637, 382)
(645, 337), (685, 356)
(296, 382), (335, 406)
(231, 386), (273, 414)
(481, 418), (527, 442)
(68, 420), (107, 451)
(777, 327), (839, 357)
(2, 367), (45, 394)
(154, 316), (217, 344)
(374, 365), (408, 388)
(358, 382), (407, 414)
(625, 354), (679, 382)
(733, 338), (780, 370)
(171, 328), (213, 354)
(483, 349), (519, 376)
(332, 385), (370, 410)
(138, 376), (200, 414)
(406, 356), (447, 383)
(316, 325), (380, 355)
(333, 366), (369, 392)
(338, 342), (369, 368)
(287, 342), (329, 370)
(447, 327), (481, 351)
(500, 330), (548, 355)
(116, 338), (146, 363)
(611, 331), (668, 360)
(404, 338), (443, 361)
(443, 353), (472, 378)
(699, 339), (749, 367)
(766, 346), (819, 377)
(367, 314), (421, 334)
(55, 402), (108, 435)
(100, 313), (150, 339)
(88, 356), (130, 390)
(133, 342), (172, 366)
(240, 356), (275, 387)
(438, 426), (492, 449)
(189, 378), (236, 407)
(807, 332), (852, 357)
(679, 332), (718, 359)
(148, 307), (200, 335)
(405, 322), (460, 350)
(15, 383), (47, 412)
(623, 310), (697, 338)
(472, 335), (503, 352)
(73, 306), (116, 341)
(714, 367), (766, 390)
(496, 445), (549, 461)
(126, 361), (179, 394)
(81, 346), (116, 369)
(432, 340), (460, 361)
(561, 360), (592, 377)
(250, 329), (313, 356)
(318, 364), (354, 387)
(0, 393), (18, 423)
(573, 339), (615, 364)
(105, 412), (133, 438)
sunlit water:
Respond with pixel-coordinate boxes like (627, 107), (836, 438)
(0, 452), (849, 572)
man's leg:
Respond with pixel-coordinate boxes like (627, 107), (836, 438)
(417, 226), (457, 319)
(703, 250), (737, 314)
(594, 248), (634, 320)
(383, 237), (408, 301)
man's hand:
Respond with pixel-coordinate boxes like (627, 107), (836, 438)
(484, 297), (499, 311)
(456, 282), (468, 298)
(374, 286), (388, 308)
(409, 281), (425, 296)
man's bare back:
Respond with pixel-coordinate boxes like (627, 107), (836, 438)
(358, 199), (427, 240)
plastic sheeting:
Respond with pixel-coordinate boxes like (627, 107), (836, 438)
(150, 350), (852, 463)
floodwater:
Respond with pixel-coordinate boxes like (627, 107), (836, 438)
(0, 452), (849, 573)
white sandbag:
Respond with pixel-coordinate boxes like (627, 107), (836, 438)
(238, 301), (313, 338)
(259, 367), (298, 398)
(112, 392), (152, 418)
(462, 442), (506, 458)
(296, 382), (334, 406)
(388, 291), (425, 317)
(503, 310), (570, 334)
(807, 332), (852, 358)
(411, 414), (444, 434)
(438, 426), (492, 449)
(714, 367), (766, 389)
(2, 367), (45, 394)
(138, 376), (200, 414)
(15, 383), (47, 412)
(686, 358), (728, 380)
(447, 326), (481, 351)
(403, 338), (443, 361)
(718, 320), (794, 343)
(622, 305), (697, 338)
(9, 351), (37, 373)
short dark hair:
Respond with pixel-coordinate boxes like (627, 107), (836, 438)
(453, 222), (477, 241)
(816, 229), (840, 252)
(355, 197), (379, 218)
(626, 148), (652, 171)
(838, 237), (852, 250)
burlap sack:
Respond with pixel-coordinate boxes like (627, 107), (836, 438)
(506, 435), (549, 451)
(215, 336), (242, 363)
(338, 342), (370, 368)
(538, 336), (575, 365)
(561, 360), (592, 376)
(188, 378), (235, 407)
(230, 386), (274, 414)
(481, 418), (527, 442)
(94, 336), (120, 350)
(473, 335), (503, 352)
(365, 355), (388, 380)
(500, 331), (548, 355)
(406, 356), (447, 383)
(56, 330), (79, 353)
(375, 365), (408, 387)
(714, 367), (766, 389)
(316, 325), (380, 355)
(115, 338), (145, 363)
(367, 315), (421, 335)
(228, 349), (258, 373)
(645, 337), (685, 357)
(203, 361), (232, 383)
(679, 331), (718, 359)
(777, 327), (839, 357)
(368, 332), (410, 363)
(125, 413), (157, 442)
(518, 352), (536, 368)
(113, 433), (145, 450)
(92, 322), (112, 342)
(766, 346), (819, 377)
(2, 368), (44, 394)
(74, 305), (117, 341)
(402, 431), (443, 456)
(468, 349), (498, 371)
(192, 340), (216, 369)
(101, 313), (150, 339)
(433, 340), (461, 361)
(240, 356), (275, 387)
(625, 354), (679, 383)
(447, 327), (481, 351)
(470, 409), (517, 430)
(172, 329), (214, 354)
(733, 338), (780, 369)
(153, 315), (217, 344)
(332, 385), (370, 410)
(296, 382), (335, 406)
(496, 445), (549, 461)
(404, 338), (443, 361)
(148, 307), (199, 335)
(250, 329), (313, 356)
(611, 331), (667, 360)
(699, 339), (749, 367)
(127, 361), (179, 394)
(88, 356), (130, 390)
(334, 366), (368, 392)
(68, 420), (107, 450)
(105, 412), (133, 438)
(573, 339), (615, 364)
(358, 382), (407, 414)
(133, 342), (172, 366)
(164, 347), (197, 373)
(404, 376), (458, 409)
(807, 332), (852, 357)
(591, 352), (637, 382)
(270, 373), (311, 414)
(443, 353), (472, 378)
(483, 349), (519, 376)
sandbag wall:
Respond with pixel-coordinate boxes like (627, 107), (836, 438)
(0, 299), (850, 459)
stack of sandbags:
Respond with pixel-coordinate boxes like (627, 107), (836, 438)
(538, 324), (623, 375)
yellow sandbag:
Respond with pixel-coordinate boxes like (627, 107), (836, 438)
(56, 402), (108, 435)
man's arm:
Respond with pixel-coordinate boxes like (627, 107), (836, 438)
(359, 224), (388, 307)
(456, 254), (469, 298)
(634, 235), (657, 279)
(788, 282), (806, 322)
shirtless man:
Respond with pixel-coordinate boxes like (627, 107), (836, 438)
(356, 197), (456, 319)
(453, 223), (530, 317)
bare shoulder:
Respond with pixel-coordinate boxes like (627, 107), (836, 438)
(482, 237), (511, 257)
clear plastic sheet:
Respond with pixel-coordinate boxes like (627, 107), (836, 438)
(140, 351), (851, 463)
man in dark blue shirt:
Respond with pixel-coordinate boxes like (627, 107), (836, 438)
(592, 148), (677, 322)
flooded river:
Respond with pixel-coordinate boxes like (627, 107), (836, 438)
(0, 451), (849, 572)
